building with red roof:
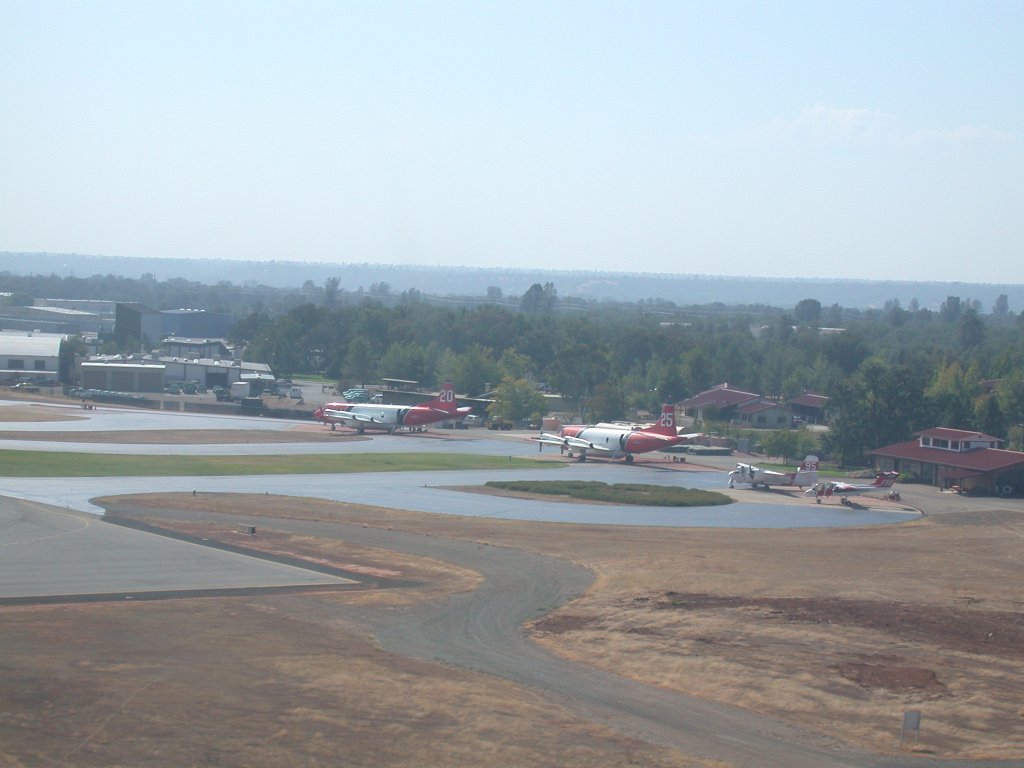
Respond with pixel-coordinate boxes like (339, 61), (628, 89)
(787, 392), (829, 425)
(735, 399), (796, 428)
(871, 427), (1024, 496)
(678, 383), (761, 422)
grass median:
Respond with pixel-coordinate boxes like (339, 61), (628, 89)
(1, 450), (555, 477)
(484, 480), (732, 506)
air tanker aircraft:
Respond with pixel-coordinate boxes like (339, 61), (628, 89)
(314, 382), (471, 433)
(729, 455), (819, 489)
(534, 405), (701, 463)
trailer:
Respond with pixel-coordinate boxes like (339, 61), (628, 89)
(229, 381), (251, 401)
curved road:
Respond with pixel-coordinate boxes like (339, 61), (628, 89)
(128, 506), (1013, 768)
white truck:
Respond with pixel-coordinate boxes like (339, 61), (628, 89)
(229, 381), (251, 401)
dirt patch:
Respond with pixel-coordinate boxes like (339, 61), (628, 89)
(833, 658), (948, 696)
(0, 404), (86, 422)
(647, 592), (1024, 660)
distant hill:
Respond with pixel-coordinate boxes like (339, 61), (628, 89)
(2, 251), (1022, 312)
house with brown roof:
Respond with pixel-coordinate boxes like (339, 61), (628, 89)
(678, 383), (760, 422)
(787, 392), (829, 425)
(735, 399), (796, 428)
(871, 427), (1024, 496)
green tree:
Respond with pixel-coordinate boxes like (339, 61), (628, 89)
(323, 277), (340, 308)
(378, 341), (431, 384)
(586, 382), (627, 422)
(823, 360), (928, 466)
(488, 377), (547, 423)
(59, 335), (88, 383)
(344, 336), (376, 385)
(762, 429), (798, 463)
(793, 298), (822, 324)
(925, 360), (976, 429)
(958, 309), (985, 349)
(975, 394), (1005, 439)
(545, 343), (609, 420)
(497, 348), (534, 381)
(520, 282), (558, 314)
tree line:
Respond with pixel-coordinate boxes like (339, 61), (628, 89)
(229, 288), (1024, 462)
(6, 270), (1024, 464)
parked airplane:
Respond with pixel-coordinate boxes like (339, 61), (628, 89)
(533, 406), (701, 463)
(728, 455), (819, 490)
(313, 382), (471, 433)
(806, 471), (900, 504)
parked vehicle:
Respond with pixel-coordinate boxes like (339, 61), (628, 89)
(230, 381), (251, 401)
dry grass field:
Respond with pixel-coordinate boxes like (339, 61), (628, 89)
(53, 492), (1024, 762)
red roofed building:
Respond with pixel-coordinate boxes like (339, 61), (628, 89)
(787, 392), (829, 425)
(735, 399), (796, 428)
(679, 383), (760, 422)
(871, 427), (1024, 496)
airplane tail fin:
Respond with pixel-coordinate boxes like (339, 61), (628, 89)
(794, 455), (819, 486)
(644, 405), (678, 437)
(872, 471), (898, 488)
(430, 381), (461, 414)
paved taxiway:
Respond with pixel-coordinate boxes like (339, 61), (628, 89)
(1, 401), (918, 528)
(0, 497), (353, 600)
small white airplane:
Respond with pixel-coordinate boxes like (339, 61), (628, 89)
(533, 405), (702, 464)
(728, 455), (819, 490)
(806, 471), (900, 504)
(313, 381), (471, 433)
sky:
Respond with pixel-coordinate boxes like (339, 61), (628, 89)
(2, 1), (1022, 283)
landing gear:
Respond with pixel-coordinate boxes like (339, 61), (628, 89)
(330, 423), (337, 431)
(577, 453), (587, 463)
(624, 455), (634, 464)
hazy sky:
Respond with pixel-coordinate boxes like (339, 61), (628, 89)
(2, 1), (1022, 282)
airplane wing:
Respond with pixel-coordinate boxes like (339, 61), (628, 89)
(828, 481), (862, 492)
(533, 433), (571, 447)
(532, 433), (612, 452)
(322, 408), (383, 426)
(562, 435), (612, 452)
(807, 480), (859, 494)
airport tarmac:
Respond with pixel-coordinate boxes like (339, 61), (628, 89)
(0, 496), (354, 601)
(0, 398), (920, 528)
